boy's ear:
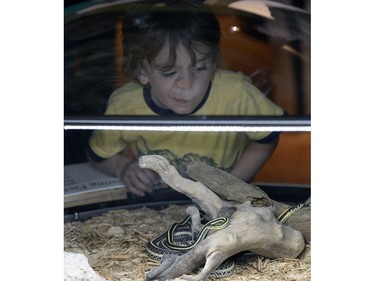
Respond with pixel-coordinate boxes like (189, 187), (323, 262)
(137, 68), (150, 86)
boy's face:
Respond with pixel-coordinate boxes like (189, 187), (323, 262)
(138, 43), (215, 115)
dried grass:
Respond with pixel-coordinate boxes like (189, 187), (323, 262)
(64, 205), (310, 281)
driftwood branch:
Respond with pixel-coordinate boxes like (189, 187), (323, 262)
(139, 155), (306, 281)
(187, 160), (311, 242)
(139, 155), (233, 218)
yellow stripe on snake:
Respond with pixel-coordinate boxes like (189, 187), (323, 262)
(146, 215), (234, 278)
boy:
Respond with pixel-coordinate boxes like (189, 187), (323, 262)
(87, 0), (285, 197)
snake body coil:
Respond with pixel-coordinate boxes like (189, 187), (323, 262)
(146, 215), (234, 278)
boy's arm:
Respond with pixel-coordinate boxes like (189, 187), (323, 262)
(230, 137), (278, 183)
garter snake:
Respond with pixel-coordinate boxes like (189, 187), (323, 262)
(146, 215), (234, 278)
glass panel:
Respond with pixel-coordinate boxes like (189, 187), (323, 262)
(64, 1), (311, 206)
(65, 0), (311, 117)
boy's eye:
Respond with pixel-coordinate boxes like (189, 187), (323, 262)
(195, 66), (207, 72)
(162, 71), (176, 77)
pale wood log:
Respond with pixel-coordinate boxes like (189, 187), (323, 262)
(187, 160), (311, 242)
(146, 200), (305, 281)
(140, 155), (306, 281)
(139, 155), (233, 218)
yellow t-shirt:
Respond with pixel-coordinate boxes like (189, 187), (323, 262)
(89, 70), (284, 175)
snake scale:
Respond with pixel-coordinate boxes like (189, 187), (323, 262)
(146, 214), (235, 278)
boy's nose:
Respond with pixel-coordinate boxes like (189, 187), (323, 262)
(176, 72), (193, 89)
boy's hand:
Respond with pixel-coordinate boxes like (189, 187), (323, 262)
(120, 161), (161, 197)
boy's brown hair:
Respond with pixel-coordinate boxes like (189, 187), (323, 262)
(122, 0), (221, 81)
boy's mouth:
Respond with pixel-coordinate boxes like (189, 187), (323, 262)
(174, 98), (190, 104)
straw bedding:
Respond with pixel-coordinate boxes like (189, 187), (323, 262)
(64, 204), (311, 281)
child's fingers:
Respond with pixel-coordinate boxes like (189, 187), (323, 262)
(123, 165), (160, 196)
